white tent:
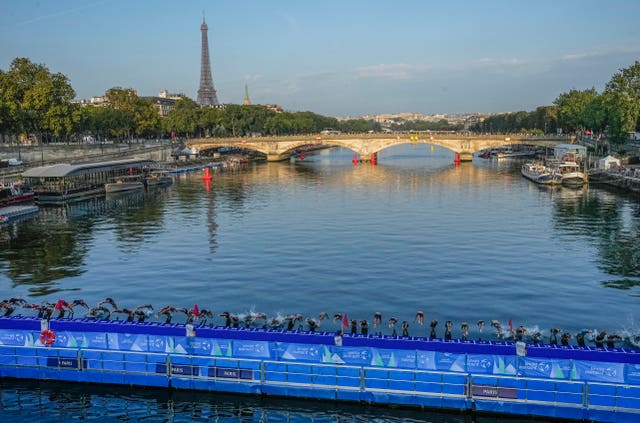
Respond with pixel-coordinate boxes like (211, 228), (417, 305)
(598, 155), (620, 170)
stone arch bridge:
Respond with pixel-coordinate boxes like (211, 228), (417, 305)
(186, 133), (571, 162)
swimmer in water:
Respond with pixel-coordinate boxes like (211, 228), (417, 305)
(595, 331), (606, 348)
(549, 328), (561, 345)
(461, 322), (469, 341)
(444, 320), (453, 340)
(414, 311), (425, 325)
(350, 319), (358, 335)
(561, 332), (573, 346)
(429, 320), (438, 339)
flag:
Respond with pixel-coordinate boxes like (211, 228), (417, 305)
(54, 300), (63, 311)
(343, 313), (349, 327)
(193, 304), (200, 317)
(509, 318), (513, 333)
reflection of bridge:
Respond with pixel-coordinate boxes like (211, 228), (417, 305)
(186, 133), (571, 162)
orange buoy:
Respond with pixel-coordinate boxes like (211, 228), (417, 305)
(454, 152), (461, 165)
(39, 329), (56, 346)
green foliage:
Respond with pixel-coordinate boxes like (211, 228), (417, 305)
(0, 57), (76, 142)
(603, 61), (640, 142)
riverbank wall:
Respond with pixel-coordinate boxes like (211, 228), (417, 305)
(0, 317), (638, 422)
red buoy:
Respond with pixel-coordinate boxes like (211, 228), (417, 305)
(202, 167), (212, 181)
(454, 152), (461, 165)
(300, 151), (305, 161)
(371, 153), (377, 165)
(352, 153), (359, 165)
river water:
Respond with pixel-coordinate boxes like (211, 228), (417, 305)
(0, 144), (639, 421)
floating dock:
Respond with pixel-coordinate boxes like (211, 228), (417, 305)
(0, 317), (638, 422)
(0, 205), (38, 224)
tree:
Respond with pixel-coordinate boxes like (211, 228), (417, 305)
(554, 88), (599, 132)
(603, 61), (640, 142)
(164, 98), (200, 138)
(0, 57), (76, 143)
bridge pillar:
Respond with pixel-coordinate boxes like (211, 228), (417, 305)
(458, 152), (473, 162)
(266, 153), (290, 162)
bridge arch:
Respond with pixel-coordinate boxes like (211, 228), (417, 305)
(187, 134), (567, 162)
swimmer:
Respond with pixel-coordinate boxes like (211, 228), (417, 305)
(595, 331), (606, 348)
(414, 311), (425, 325)
(350, 319), (358, 335)
(549, 328), (561, 345)
(156, 306), (179, 324)
(444, 321), (453, 340)
(491, 320), (502, 338)
(0, 302), (14, 317)
(112, 308), (136, 322)
(360, 320), (369, 335)
(560, 332), (572, 346)
(606, 333), (622, 349)
(532, 331), (543, 344)
(284, 313), (303, 331)
(67, 299), (90, 318)
(576, 329), (592, 347)
(333, 313), (343, 324)
(306, 318), (319, 332)
(460, 322), (469, 341)
(515, 326), (527, 342)
(374, 312), (382, 328)
(477, 320), (485, 340)
(98, 297), (118, 310)
(429, 320), (438, 339)
(402, 321), (410, 337)
(388, 317), (398, 336)
(87, 306), (111, 320)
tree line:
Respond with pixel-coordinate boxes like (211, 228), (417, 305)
(2, 57), (639, 144)
(470, 61), (640, 144)
(0, 57), (385, 143)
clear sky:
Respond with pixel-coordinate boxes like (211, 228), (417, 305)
(1, 0), (639, 117)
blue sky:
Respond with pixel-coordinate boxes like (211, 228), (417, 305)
(1, 0), (639, 117)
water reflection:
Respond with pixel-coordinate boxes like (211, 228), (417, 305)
(0, 379), (553, 423)
(0, 187), (173, 296)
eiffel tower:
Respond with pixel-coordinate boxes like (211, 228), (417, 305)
(197, 15), (219, 106)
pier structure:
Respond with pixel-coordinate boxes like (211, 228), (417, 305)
(0, 317), (637, 422)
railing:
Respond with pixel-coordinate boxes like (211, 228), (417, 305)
(0, 344), (638, 419)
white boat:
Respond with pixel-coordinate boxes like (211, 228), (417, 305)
(104, 176), (144, 193)
(521, 162), (562, 185)
(548, 159), (586, 188)
(144, 170), (173, 187)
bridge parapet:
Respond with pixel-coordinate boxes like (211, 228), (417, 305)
(187, 134), (571, 162)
